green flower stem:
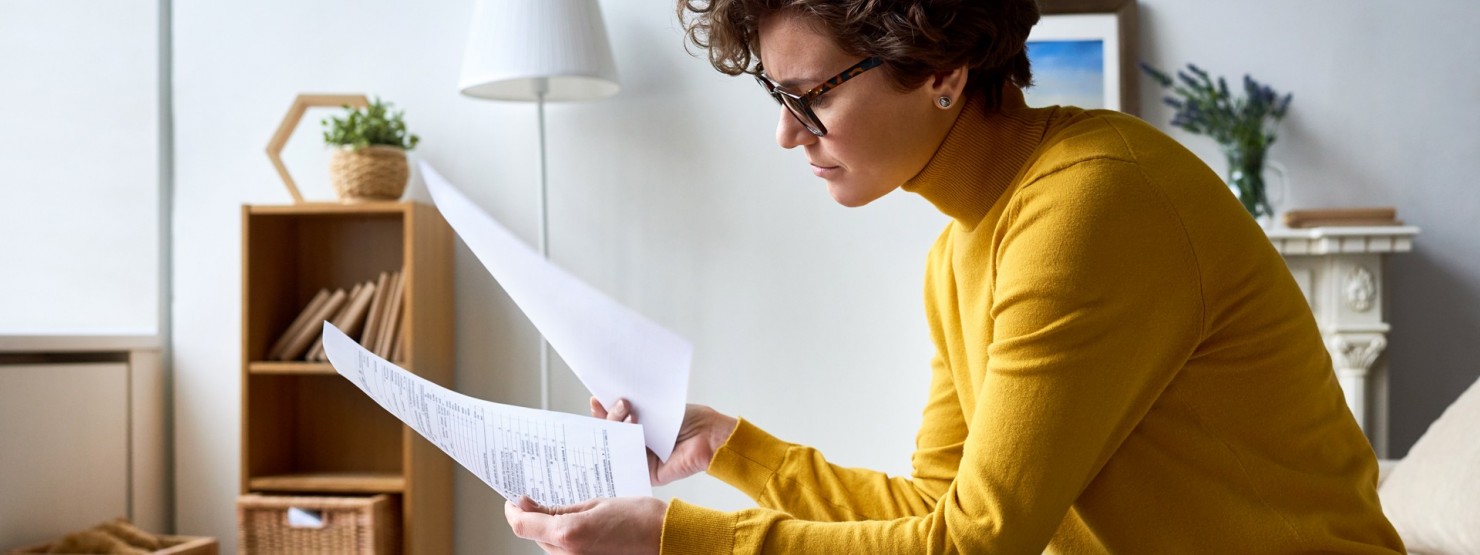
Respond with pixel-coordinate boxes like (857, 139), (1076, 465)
(1223, 142), (1272, 218)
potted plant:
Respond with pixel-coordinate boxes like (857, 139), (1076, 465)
(1141, 63), (1292, 224)
(321, 97), (421, 202)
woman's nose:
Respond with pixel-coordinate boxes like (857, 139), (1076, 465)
(775, 109), (817, 150)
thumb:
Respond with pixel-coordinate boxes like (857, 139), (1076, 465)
(648, 451), (663, 486)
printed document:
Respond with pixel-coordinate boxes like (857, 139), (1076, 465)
(421, 161), (692, 461)
(322, 322), (653, 505)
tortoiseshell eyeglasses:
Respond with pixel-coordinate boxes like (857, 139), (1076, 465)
(754, 57), (883, 137)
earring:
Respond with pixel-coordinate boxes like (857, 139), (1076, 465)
(937, 96), (952, 109)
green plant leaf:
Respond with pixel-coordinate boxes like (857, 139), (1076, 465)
(320, 96), (420, 150)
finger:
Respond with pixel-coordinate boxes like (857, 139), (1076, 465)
(505, 502), (562, 543)
(590, 396), (608, 419)
(547, 497), (602, 516)
(648, 451), (663, 486)
(607, 398), (631, 423)
(517, 495), (550, 514)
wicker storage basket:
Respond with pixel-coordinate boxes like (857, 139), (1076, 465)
(237, 494), (399, 555)
(329, 145), (409, 202)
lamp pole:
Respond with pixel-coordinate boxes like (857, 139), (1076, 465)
(535, 76), (551, 411)
(458, 0), (619, 414)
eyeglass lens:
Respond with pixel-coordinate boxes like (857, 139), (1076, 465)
(755, 75), (825, 135)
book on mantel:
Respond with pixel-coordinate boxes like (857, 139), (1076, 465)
(1283, 207), (1402, 229)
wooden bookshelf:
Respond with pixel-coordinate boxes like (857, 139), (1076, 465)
(241, 201), (452, 554)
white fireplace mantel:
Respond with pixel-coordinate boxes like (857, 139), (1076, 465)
(1268, 225), (1420, 457)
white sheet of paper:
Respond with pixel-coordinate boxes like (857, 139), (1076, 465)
(421, 161), (692, 461)
(322, 322), (653, 505)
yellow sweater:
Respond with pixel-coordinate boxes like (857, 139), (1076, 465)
(661, 89), (1404, 554)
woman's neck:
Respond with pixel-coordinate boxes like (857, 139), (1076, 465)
(902, 86), (1058, 226)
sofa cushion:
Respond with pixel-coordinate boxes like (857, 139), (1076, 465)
(1379, 375), (1480, 554)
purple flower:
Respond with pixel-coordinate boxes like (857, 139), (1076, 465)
(1141, 61), (1293, 151)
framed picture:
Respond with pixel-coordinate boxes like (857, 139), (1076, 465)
(1025, 0), (1139, 115)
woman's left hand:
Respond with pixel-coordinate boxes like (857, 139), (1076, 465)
(504, 495), (667, 554)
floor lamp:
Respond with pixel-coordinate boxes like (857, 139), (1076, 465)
(458, 0), (620, 410)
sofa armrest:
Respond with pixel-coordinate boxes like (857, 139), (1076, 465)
(1377, 458), (1401, 487)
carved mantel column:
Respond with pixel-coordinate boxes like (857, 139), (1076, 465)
(1267, 225), (1419, 457)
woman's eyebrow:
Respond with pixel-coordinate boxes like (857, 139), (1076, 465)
(776, 75), (820, 89)
(759, 63), (821, 90)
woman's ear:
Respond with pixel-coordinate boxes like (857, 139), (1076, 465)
(928, 65), (970, 109)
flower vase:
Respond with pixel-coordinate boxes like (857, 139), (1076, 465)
(1222, 143), (1275, 226)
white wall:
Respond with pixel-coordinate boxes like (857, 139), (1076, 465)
(0, 0), (160, 333)
(170, 1), (1480, 553)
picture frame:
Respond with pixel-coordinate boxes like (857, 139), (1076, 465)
(1025, 0), (1139, 115)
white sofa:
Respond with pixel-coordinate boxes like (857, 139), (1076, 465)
(1373, 376), (1480, 554)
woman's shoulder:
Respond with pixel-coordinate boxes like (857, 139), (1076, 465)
(1012, 109), (1198, 195)
(1029, 109), (1152, 168)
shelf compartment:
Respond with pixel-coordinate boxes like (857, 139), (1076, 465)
(243, 207), (406, 362)
(244, 374), (403, 485)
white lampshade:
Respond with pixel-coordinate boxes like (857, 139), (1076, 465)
(459, 0), (620, 102)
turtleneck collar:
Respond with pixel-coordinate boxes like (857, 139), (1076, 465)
(902, 86), (1060, 226)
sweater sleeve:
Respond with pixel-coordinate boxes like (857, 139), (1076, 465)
(661, 159), (1205, 554)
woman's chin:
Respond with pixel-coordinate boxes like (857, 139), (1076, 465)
(826, 180), (889, 208)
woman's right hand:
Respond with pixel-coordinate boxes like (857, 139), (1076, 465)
(591, 397), (738, 487)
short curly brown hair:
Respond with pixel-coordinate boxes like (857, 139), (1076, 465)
(677, 0), (1041, 110)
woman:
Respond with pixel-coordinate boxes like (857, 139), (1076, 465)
(506, 0), (1405, 553)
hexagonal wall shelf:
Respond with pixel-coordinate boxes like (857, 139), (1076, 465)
(266, 93), (369, 203)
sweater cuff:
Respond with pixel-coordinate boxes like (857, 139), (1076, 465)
(661, 498), (736, 555)
(707, 417), (792, 499)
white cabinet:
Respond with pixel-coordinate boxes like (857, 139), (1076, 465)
(0, 363), (129, 547)
(0, 336), (165, 548)
(1268, 226), (1420, 457)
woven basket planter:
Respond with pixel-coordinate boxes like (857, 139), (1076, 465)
(329, 145), (409, 202)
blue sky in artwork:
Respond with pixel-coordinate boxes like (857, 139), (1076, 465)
(1025, 39), (1105, 109)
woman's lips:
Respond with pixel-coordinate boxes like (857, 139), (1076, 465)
(811, 163), (841, 178)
